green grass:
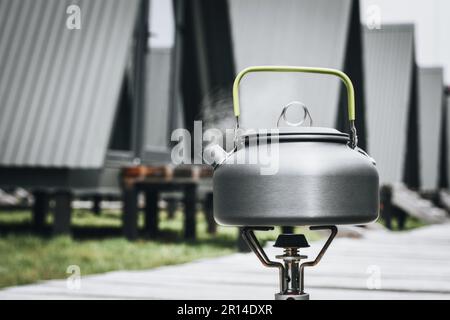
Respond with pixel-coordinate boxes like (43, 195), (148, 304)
(0, 209), (315, 289)
(0, 208), (427, 289)
(377, 216), (427, 231)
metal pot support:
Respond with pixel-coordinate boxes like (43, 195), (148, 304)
(242, 226), (338, 300)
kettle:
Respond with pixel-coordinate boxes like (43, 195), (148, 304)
(208, 66), (379, 226)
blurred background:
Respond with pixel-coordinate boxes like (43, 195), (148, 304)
(0, 0), (449, 299)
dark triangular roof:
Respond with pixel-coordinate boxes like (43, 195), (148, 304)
(363, 24), (419, 187)
(418, 67), (444, 190)
(179, 0), (366, 148)
(228, 0), (353, 130)
(0, 0), (139, 168)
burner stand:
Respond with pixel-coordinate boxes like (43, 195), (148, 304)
(242, 225), (337, 300)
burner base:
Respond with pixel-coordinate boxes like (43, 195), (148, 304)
(275, 293), (310, 300)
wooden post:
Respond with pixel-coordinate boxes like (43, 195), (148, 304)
(53, 192), (72, 235)
(166, 198), (177, 219)
(204, 192), (216, 234)
(123, 185), (139, 240)
(380, 186), (393, 230)
(144, 189), (159, 238)
(92, 195), (102, 216)
(32, 190), (49, 233)
(184, 185), (197, 240)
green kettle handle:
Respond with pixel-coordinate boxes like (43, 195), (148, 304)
(232, 66), (358, 148)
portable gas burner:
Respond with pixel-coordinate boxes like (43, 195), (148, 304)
(242, 226), (337, 300)
(208, 66), (379, 300)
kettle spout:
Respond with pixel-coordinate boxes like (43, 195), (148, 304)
(203, 144), (230, 168)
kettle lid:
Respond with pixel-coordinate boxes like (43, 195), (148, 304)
(241, 126), (349, 143)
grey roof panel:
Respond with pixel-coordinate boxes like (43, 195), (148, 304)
(363, 25), (416, 185)
(448, 95), (450, 185)
(0, 0), (139, 168)
(144, 0), (175, 155)
(418, 67), (444, 190)
(228, 0), (352, 129)
(145, 49), (173, 153)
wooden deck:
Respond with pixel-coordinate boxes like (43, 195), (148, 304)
(1, 223), (450, 300)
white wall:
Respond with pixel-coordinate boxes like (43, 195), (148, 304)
(361, 0), (450, 83)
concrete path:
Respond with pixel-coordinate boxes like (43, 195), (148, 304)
(1, 223), (450, 300)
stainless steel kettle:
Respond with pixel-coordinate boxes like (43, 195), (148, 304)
(209, 66), (379, 226)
